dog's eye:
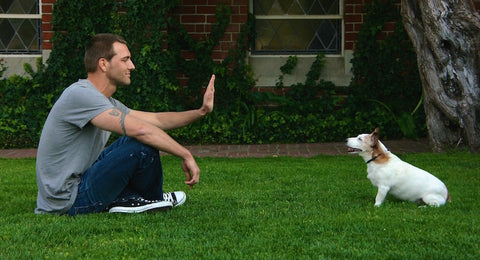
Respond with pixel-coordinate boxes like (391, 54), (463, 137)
(358, 137), (362, 141)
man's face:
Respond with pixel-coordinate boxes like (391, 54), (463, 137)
(106, 42), (135, 86)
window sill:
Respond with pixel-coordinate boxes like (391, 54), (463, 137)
(248, 51), (353, 87)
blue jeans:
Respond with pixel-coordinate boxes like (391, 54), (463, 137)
(67, 136), (164, 216)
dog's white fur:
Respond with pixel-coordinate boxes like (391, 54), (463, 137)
(346, 128), (450, 207)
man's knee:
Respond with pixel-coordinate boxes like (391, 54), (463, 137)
(124, 139), (160, 168)
(117, 137), (157, 155)
(132, 139), (158, 157)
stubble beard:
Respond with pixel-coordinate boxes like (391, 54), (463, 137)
(107, 71), (131, 87)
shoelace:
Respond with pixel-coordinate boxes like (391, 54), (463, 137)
(111, 197), (155, 207)
(131, 197), (155, 206)
(163, 192), (177, 204)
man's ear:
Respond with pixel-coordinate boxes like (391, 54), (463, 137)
(98, 58), (108, 73)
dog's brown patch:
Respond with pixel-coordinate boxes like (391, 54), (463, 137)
(371, 151), (390, 164)
(371, 146), (390, 164)
(370, 128), (390, 164)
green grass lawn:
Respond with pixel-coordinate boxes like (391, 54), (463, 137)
(0, 152), (479, 259)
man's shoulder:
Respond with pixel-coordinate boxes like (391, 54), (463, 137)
(60, 80), (102, 101)
(65, 79), (95, 92)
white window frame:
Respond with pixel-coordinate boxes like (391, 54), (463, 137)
(248, 1), (353, 88)
(0, 0), (42, 56)
(250, 0), (344, 57)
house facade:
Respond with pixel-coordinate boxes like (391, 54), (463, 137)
(1, 0), (479, 89)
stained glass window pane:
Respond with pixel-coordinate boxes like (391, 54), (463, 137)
(0, 0), (38, 14)
(255, 19), (340, 54)
(254, 0), (339, 15)
(253, 0), (342, 54)
(0, 0), (41, 54)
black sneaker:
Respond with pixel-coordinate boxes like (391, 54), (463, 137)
(109, 197), (173, 213)
(163, 191), (186, 207)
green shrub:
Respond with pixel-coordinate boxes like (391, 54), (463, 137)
(0, 60), (51, 148)
(346, 0), (425, 139)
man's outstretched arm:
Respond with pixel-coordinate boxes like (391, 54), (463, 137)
(130, 74), (215, 130)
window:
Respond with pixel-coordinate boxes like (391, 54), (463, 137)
(0, 0), (41, 54)
(253, 0), (342, 55)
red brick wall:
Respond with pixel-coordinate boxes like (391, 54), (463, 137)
(41, 0), (55, 50)
(40, 0), (248, 61)
(344, 0), (363, 50)
(173, 0), (248, 63)
(39, 0), (397, 54)
(40, 0), (480, 53)
(344, 0), (402, 50)
(172, 0), (248, 85)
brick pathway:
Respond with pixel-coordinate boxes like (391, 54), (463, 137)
(0, 139), (430, 159)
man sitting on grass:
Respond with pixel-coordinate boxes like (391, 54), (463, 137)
(35, 33), (215, 215)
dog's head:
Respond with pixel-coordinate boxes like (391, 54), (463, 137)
(346, 127), (380, 155)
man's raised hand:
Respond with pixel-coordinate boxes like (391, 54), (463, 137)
(201, 74), (215, 115)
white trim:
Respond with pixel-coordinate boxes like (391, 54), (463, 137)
(340, 14), (344, 57)
(0, 54), (42, 58)
(248, 53), (343, 58)
(255, 15), (342, 20)
(0, 14), (42, 19)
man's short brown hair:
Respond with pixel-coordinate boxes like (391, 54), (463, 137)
(84, 33), (127, 73)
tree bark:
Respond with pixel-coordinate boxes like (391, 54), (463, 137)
(401, 0), (480, 152)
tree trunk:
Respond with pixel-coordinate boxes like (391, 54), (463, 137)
(401, 0), (480, 152)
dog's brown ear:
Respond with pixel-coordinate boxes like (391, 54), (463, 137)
(371, 128), (379, 147)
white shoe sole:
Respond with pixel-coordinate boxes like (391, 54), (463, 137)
(109, 201), (173, 213)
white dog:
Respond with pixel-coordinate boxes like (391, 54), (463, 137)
(346, 128), (450, 207)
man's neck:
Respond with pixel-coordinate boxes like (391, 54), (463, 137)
(87, 73), (116, 98)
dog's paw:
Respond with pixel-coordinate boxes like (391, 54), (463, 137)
(374, 203), (382, 207)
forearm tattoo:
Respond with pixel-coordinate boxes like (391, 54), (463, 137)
(109, 108), (127, 136)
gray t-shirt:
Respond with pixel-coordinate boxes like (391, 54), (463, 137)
(35, 79), (130, 214)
